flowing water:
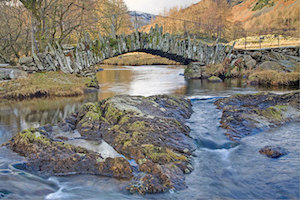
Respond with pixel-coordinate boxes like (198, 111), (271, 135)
(0, 65), (299, 199)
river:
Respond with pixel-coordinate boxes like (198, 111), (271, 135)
(0, 65), (299, 199)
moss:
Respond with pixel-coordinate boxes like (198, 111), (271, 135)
(255, 105), (288, 120)
(129, 121), (147, 131)
(141, 144), (187, 163)
(267, 105), (288, 120)
(110, 125), (121, 132)
(252, 0), (272, 11)
(109, 38), (119, 48)
(119, 116), (129, 124)
(85, 111), (100, 121)
(13, 129), (88, 155)
(85, 77), (99, 88)
(208, 76), (222, 82)
(123, 140), (132, 148)
(105, 104), (124, 123)
(18, 129), (51, 146)
(80, 102), (99, 113)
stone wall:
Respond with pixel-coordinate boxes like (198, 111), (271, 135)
(232, 46), (300, 71)
(19, 25), (233, 74)
(185, 45), (300, 79)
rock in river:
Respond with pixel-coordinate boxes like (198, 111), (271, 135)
(7, 128), (133, 178)
(4, 95), (196, 194)
(259, 146), (288, 158)
(215, 91), (300, 141)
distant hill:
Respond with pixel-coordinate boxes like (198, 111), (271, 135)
(129, 11), (156, 30)
(142, 0), (299, 40)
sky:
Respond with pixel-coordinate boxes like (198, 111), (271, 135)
(124, 0), (200, 15)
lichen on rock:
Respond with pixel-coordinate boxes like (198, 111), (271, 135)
(7, 128), (132, 178)
(5, 94), (196, 195)
(215, 91), (300, 141)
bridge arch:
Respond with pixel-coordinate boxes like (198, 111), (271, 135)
(19, 25), (234, 74)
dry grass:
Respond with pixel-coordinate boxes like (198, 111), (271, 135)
(249, 70), (300, 85)
(0, 72), (90, 100)
(204, 63), (227, 77)
(229, 35), (300, 49)
(102, 52), (180, 66)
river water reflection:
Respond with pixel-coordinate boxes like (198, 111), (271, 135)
(0, 65), (298, 199)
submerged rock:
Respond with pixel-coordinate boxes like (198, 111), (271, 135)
(215, 91), (300, 141)
(259, 146), (288, 158)
(5, 95), (195, 194)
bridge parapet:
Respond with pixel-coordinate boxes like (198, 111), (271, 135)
(19, 25), (233, 74)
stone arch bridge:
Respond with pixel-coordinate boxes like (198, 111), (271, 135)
(19, 25), (234, 74)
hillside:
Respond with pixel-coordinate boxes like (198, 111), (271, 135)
(142, 0), (300, 40)
(232, 0), (300, 35)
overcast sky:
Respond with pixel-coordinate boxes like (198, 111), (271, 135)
(124, 0), (200, 15)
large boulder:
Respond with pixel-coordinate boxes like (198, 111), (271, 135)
(0, 68), (27, 81)
(251, 51), (262, 60)
(257, 61), (285, 72)
(244, 55), (257, 69)
(5, 95), (196, 194)
(184, 62), (204, 79)
(215, 91), (300, 141)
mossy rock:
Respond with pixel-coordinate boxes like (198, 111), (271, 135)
(7, 128), (132, 178)
(208, 76), (222, 83)
(70, 95), (195, 193)
(7, 95), (197, 194)
(86, 77), (99, 89)
(215, 91), (300, 141)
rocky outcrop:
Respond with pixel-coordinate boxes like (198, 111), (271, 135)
(19, 25), (233, 74)
(259, 146), (288, 158)
(208, 76), (222, 83)
(5, 95), (195, 194)
(7, 128), (132, 178)
(185, 46), (300, 79)
(215, 91), (300, 141)
(0, 68), (27, 81)
(184, 62), (204, 79)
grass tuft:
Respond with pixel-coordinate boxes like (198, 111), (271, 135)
(0, 71), (90, 100)
(249, 70), (300, 86)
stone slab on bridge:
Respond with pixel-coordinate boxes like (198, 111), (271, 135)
(19, 25), (234, 74)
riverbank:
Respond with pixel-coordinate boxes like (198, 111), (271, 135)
(101, 52), (180, 66)
(0, 71), (97, 100)
(184, 46), (300, 87)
